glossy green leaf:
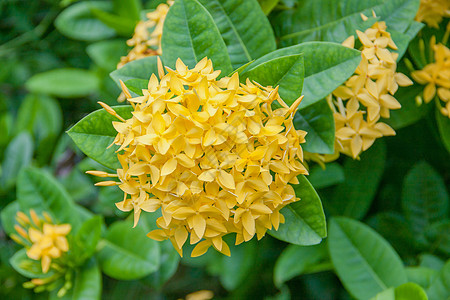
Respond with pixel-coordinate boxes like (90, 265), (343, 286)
(17, 167), (81, 228)
(110, 56), (159, 88)
(427, 260), (450, 300)
(386, 85), (429, 130)
(87, 40), (129, 71)
(273, 0), (420, 46)
(9, 249), (56, 279)
(97, 221), (160, 280)
(274, 242), (329, 287)
(326, 140), (386, 219)
(197, 0), (276, 69)
(161, 0), (233, 74)
(402, 161), (449, 242)
(406, 267), (438, 290)
(258, 0), (280, 15)
(269, 175), (326, 245)
(67, 105), (133, 170)
(371, 282), (428, 300)
(294, 99), (335, 154)
(308, 163), (345, 189)
(239, 54), (304, 103)
(436, 109), (450, 154)
(70, 258), (102, 300)
(25, 68), (100, 98)
(246, 42), (361, 108)
(0, 132), (33, 190)
(55, 1), (116, 41)
(329, 217), (407, 300)
(0, 201), (20, 237)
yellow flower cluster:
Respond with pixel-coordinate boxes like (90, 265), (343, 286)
(12, 210), (71, 274)
(117, 1), (173, 68)
(328, 21), (413, 159)
(415, 0), (450, 28)
(93, 57), (308, 257)
(412, 40), (450, 117)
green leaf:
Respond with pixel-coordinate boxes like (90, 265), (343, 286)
(258, 0), (280, 15)
(386, 85), (430, 130)
(367, 212), (416, 258)
(72, 216), (103, 265)
(10, 248), (55, 279)
(110, 56), (159, 88)
(55, 1), (117, 41)
(67, 105), (133, 170)
(17, 167), (81, 228)
(218, 239), (257, 291)
(424, 220), (450, 257)
(138, 211), (180, 288)
(406, 267), (438, 289)
(90, 8), (136, 36)
(308, 163), (345, 189)
(97, 220), (160, 280)
(294, 99), (335, 154)
(326, 140), (386, 219)
(113, 0), (142, 21)
(420, 254), (445, 271)
(328, 217), (407, 300)
(370, 282), (428, 300)
(0, 132), (33, 190)
(0, 201), (20, 237)
(273, 0), (420, 46)
(239, 54), (304, 103)
(402, 161), (449, 243)
(87, 40), (129, 72)
(197, 0), (276, 69)
(247, 42), (361, 108)
(143, 239), (180, 289)
(269, 175), (326, 245)
(436, 109), (450, 154)
(25, 68), (100, 98)
(426, 260), (450, 300)
(161, 0), (233, 74)
(70, 258), (102, 300)
(14, 94), (62, 163)
(274, 242), (329, 287)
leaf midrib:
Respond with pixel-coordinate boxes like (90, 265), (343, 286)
(212, 0), (252, 61)
(279, 4), (382, 41)
(337, 222), (388, 292)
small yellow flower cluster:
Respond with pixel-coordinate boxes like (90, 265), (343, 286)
(117, 1), (173, 68)
(415, 0), (450, 28)
(328, 21), (413, 159)
(12, 210), (71, 274)
(94, 57), (308, 257)
(412, 40), (450, 117)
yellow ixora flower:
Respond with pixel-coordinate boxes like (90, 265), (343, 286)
(415, 0), (450, 28)
(117, 1), (173, 69)
(411, 37), (450, 117)
(312, 19), (412, 161)
(12, 210), (71, 274)
(89, 57), (308, 257)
